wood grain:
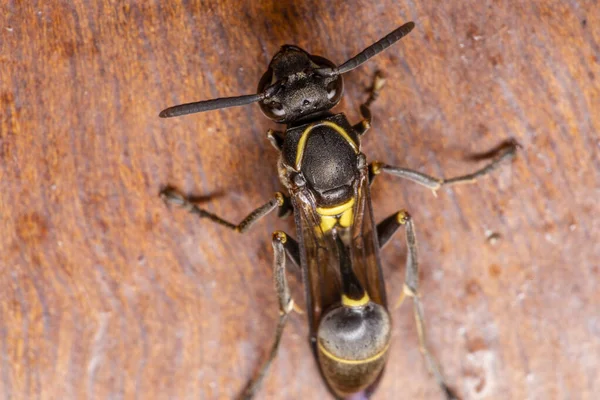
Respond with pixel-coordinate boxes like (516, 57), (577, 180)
(1, 1), (599, 399)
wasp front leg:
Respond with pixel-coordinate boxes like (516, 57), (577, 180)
(376, 211), (457, 400)
(370, 140), (518, 192)
(353, 71), (386, 136)
(266, 129), (286, 151)
(239, 231), (298, 400)
(160, 188), (292, 233)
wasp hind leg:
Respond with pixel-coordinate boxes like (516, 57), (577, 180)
(239, 231), (298, 400)
(160, 188), (291, 232)
(353, 71), (386, 136)
(377, 210), (457, 400)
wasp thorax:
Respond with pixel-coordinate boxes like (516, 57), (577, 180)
(317, 302), (391, 397)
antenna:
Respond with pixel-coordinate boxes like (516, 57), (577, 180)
(315, 21), (415, 77)
(159, 93), (265, 118)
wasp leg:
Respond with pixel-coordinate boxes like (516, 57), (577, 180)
(387, 211), (458, 400)
(160, 188), (288, 233)
(239, 231), (295, 400)
(276, 192), (294, 219)
(376, 211), (406, 249)
(282, 234), (300, 270)
(266, 129), (286, 151)
(370, 140), (518, 192)
(277, 233), (304, 313)
(353, 71), (386, 136)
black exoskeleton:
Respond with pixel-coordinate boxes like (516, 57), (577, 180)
(160, 23), (415, 214)
(257, 45), (343, 124)
(159, 20), (517, 400)
(282, 114), (359, 206)
(159, 22), (414, 123)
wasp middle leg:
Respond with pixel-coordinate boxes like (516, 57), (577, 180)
(160, 188), (292, 233)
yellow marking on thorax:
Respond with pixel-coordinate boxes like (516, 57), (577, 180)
(295, 121), (359, 170)
(341, 293), (370, 307)
(318, 339), (390, 365)
(319, 215), (338, 232)
(316, 197), (355, 233)
(316, 197), (355, 216)
(338, 208), (353, 228)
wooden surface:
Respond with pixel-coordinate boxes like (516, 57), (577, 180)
(1, 1), (599, 399)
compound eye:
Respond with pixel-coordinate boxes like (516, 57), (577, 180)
(327, 82), (337, 100)
(269, 102), (285, 117)
(326, 78), (343, 103)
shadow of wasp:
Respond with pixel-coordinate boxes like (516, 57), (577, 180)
(159, 21), (517, 400)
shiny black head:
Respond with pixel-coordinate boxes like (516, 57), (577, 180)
(158, 22), (415, 121)
(257, 45), (343, 124)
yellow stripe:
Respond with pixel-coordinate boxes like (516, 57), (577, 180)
(318, 215), (338, 233)
(316, 197), (355, 216)
(295, 121), (359, 170)
(318, 340), (390, 365)
(338, 207), (354, 228)
(341, 293), (370, 307)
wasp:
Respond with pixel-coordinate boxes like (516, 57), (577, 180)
(159, 21), (516, 399)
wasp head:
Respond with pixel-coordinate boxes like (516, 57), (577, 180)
(257, 45), (344, 124)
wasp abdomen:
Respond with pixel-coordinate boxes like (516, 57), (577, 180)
(317, 302), (391, 397)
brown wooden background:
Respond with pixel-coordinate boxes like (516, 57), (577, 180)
(1, 1), (599, 399)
